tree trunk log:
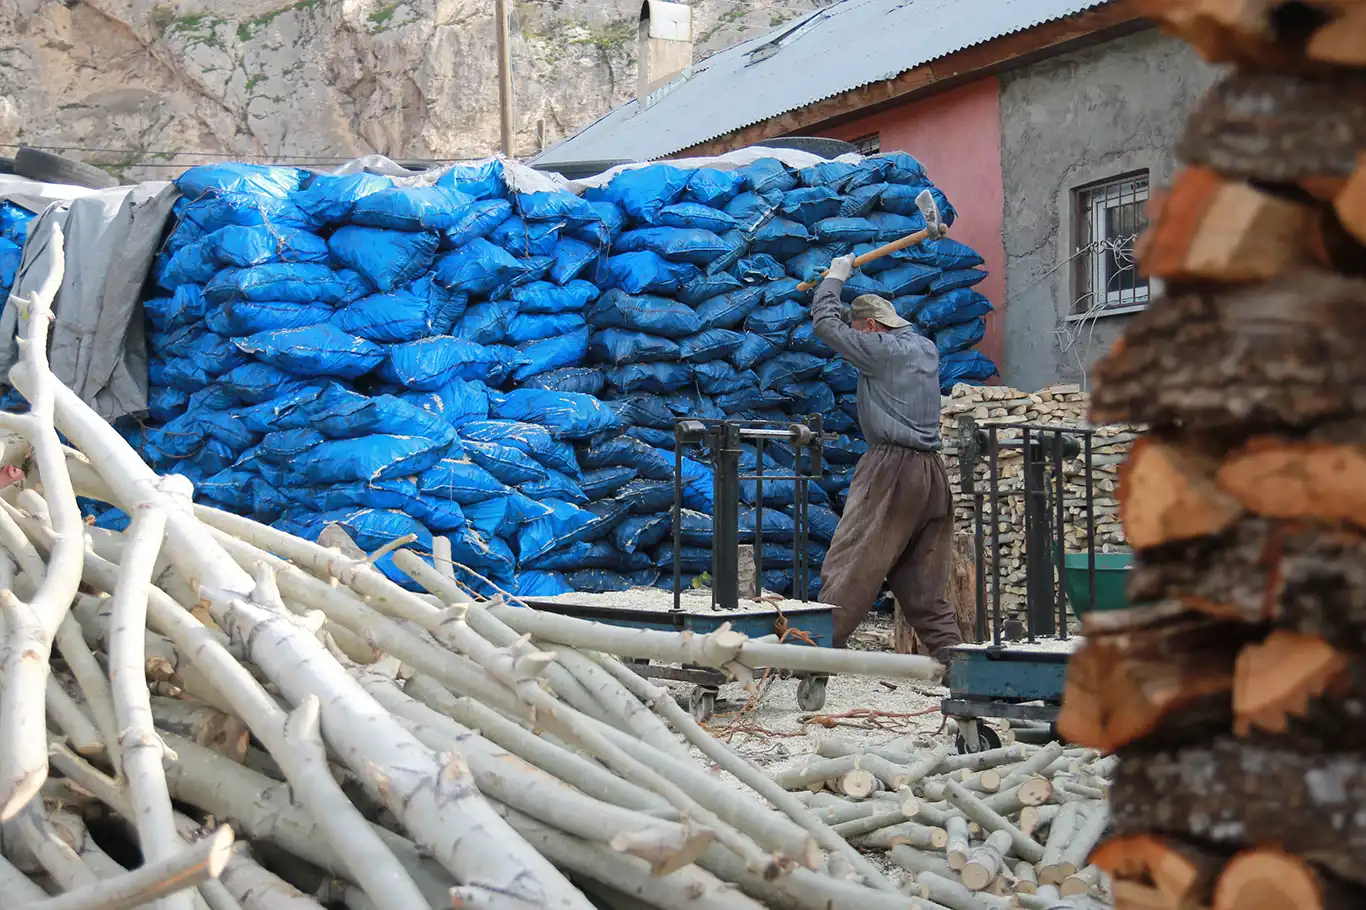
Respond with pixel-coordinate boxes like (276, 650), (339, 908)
(1118, 438), (1244, 550)
(1213, 849), (1365, 910)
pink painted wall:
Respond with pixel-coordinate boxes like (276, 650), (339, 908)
(817, 78), (1008, 373)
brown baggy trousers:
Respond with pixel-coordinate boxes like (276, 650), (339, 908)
(820, 444), (961, 657)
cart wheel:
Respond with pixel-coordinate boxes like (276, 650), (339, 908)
(796, 675), (828, 712)
(689, 687), (717, 723)
(955, 724), (1002, 755)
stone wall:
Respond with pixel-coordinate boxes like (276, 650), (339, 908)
(939, 383), (1138, 618)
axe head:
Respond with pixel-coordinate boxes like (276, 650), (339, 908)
(915, 189), (948, 239)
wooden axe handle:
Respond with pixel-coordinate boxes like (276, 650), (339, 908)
(797, 227), (936, 292)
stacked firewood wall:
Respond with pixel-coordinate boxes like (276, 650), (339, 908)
(1057, 3), (1366, 909)
(940, 384), (1138, 619)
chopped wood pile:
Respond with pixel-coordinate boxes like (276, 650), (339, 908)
(940, 384), (1138, 618)
(1060, 2), (1366, 908)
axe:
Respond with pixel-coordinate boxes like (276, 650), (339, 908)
(796, 188), (949, 291)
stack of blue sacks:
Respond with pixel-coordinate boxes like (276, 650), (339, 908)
(0, 202), (36, 314)
(118, 152), (997, 598)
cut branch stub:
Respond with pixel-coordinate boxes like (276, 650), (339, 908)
(1138, 166), (1322, 283)
(1089, 271), (1366, 432)
(1118, 438), (1244, 550)
(1092, 833), (1226, 909)
(1216, 436), (1366, 530)
(1233, 630), (1349, 736)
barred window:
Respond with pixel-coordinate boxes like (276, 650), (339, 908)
(1073, 172), (1149, 314)
(852, 133), (881, 155)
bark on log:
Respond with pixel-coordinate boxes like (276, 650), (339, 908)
(1110, 738), (1366, 885)
(1058, 613), (1256, 752)
(1135, 0), (1352, 70)
(1139, 166), (1322, 282)
(148, 696), (250, 763)
(1212, 849), (1365, 910)
(914, 870), (1013, 910)
(1179, 70), (1366, 185)
(1127, 518), (1366, 653)
(947, 815), (971, 870)
(1089, 272), (1366, 432)
(943, 779), (1045, 864)
(887, 844), (956, 880)
(962, 830), (1014, 892)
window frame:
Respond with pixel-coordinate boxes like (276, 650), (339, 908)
(851, 133), (881, 155)
(1071, 171), (1150, 319)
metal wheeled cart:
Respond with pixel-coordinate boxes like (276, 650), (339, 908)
(941, 419), (1101, 752)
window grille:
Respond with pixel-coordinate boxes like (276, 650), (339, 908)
(852, 133), (881, 155)
(1073, 172), (1149, 314)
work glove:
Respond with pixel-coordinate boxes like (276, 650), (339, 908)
(826, 254), (855, 283)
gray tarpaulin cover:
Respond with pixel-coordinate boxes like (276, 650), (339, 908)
(0, 175), (177, 420)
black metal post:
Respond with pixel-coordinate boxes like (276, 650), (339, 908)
(1053, 432), (1067, 640)
(754, 437), (765, 594)
(672, 436), (685, 613)
(1021, 426), (1035, 643)
(713, 423), (742, 612)
(1085, 432), (1096, 619)
(988, 427), (1002, 648)
(974, 491), (987, 641)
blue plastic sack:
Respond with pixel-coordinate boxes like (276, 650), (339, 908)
(602, 252), (698, 296)
(493, 389), (624, 439)
(310, 388), (455, 443)
(566, 569), (632, 593)
(516, 499), (598, 561)
(452, 299), (518, 346)
(180, 332), (247, 376)
(327, 226), (438, 293)
(779, 187), (842, 227)
(204, 263), (349, 306)
(587, 165), (692, 224)
(582, 466), (639, 500)
(811, 216), (878, 245)
(788, 380), (837, 415)
(515, 190), (597, 224)
(513, 327), (591, 383)
(615, 480), (674, 515)
(654, 544), (713, 574)
(434, 238), (529, 296)
(730, 333), (783, 371)
(615, 227), (729, 266)
(904, 237), (984, 270)
(745, 301), (807, 337)
(929, 268), (988, 294)
(511, 279), (597, 314)
(663, 390), (724, 421)
(351, 186), (474, 231)
(520, 468), (589, 505)
(581, 436), (673, 480)
(935, 318), (986, 355)
(826, 434), (869, 466)
(237, 384), (327, 431)
(547, 238), (600, 285)
(605, 363), (692, 394)
(675, 272), (740, 307)
(506, 312), (587, 344)
(866, 211), (922, 242)
(440, 198), (514, 248)
(879, 263), (940, 298)
(736, 255), (786, 285)
(691, 361), (753, 396)
(840, 272), (890, 302)
(569, 200), (627, 247)
(611, 513), (670, 553)
(449, 526), (517, 579)
(588, 289), (702, 338)
(176, 192), (312, 238)
(626, 426), (675, 448)
(236, 324), (385, 379)
(464, 439), (549, 485)
(176, 163), (304, 199)
(723, 192), (780, 232)
(736, 159), (797, 196)
(0, 201), (35, 245)
(419, 457), (510, 504)
(514, 570), (573, 596)
(750, 219), (812, 259)
(205, 299), (332, 336)
(589, 329), (680, 366)
(871, 152), (927, 184)
(332, 276), (466, 343)
(292, 172), (392, 225)
(161, 285), (209, 329)
(290, 433), (449, 484)
(447, 497), (510, 539)
(756, 352), (824, 390)
(162, 225), (330, 286)
(401, 377), (490, 428)
(893, 295), (928, 320)
(381, 336), (502, 389)
(916, 288), (995, 331)
(839, 183), (888, 218)
(797, 160), (863, 190)
(437, 160), (507, 200)
(695, 287), (765, 330)
(760, 277), (802, 305)
(678, 328), (745, 363)
(460, 419), (580, 476)
(605, 394), (671, 430)
(787, 322), (833, 357)
(148, 386), (190, 422)
(657, 202), (737, 235)
(517, 366), (605, 396)
(784, 245), (846, 283)
(490, 217), (562, 257)
(681, 168), (744, 206)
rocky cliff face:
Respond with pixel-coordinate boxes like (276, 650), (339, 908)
(0, 0), (823, 181)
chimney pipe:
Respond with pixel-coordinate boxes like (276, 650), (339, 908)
(638, 0), (693, 103)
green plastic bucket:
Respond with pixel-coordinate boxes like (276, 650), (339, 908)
(1063, 551), (1132, 618)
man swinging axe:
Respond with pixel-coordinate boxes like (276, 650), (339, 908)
(803, 189), (961, 663)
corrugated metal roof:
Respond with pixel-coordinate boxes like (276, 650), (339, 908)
(533, 0), (1110, 167)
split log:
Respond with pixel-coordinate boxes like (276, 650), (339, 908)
(1019, 805), (1060, 840)
(947, 815), (971, 870)
(1212, 849), (1365, 910)
(962, 830), (1014, 892)
(1117, 438), (1243, 550)
(1338, 157), (1366, 245)
(1216, 435), (1366, 530)
(1138, 166), (1321, 282)
(832, 768), (881, 799)
(1233, 630), (1351, 736)
(1040, 803), (1110, 886)
(1179, 70), (1366, 186)
(1058, 613), (1257, 752)
(1307, 6), (1366, 65)
(1127, 518), (1366, 651)
(1060, 865), (1104, 898)
(1014, 860), (1039, 895)
(1092, 833), (1224, 908)
(980, 778), (1054, 817)
(1110, 737), (1366, 886)
(1089, 271), (1366, 431)
(1000, 742), (1066, 791)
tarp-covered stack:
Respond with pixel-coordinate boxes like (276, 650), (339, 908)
(0, 202), (36, 307)
(122, 152), (998, 598)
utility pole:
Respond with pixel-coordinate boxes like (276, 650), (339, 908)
(495, 0), (515, 158)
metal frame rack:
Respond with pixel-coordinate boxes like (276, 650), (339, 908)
(940, 417), (1100, 753)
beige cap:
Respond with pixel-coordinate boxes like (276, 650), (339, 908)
(850, 294), (910, 329)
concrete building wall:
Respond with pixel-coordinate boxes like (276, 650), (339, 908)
(818, 80), (1008, 371)
(997, 28), (1221, 392)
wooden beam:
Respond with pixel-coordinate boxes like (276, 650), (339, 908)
(677, 0), (1148, 158)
